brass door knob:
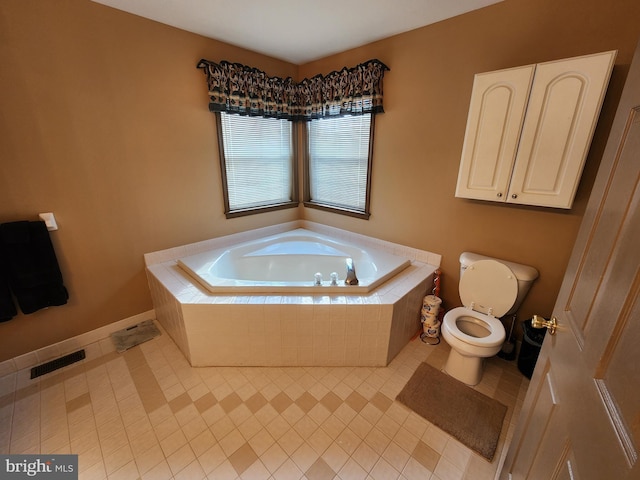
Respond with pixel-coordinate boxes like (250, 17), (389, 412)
(531, 315), (557, 335)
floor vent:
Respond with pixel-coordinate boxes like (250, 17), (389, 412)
(30, 349), (86, 379)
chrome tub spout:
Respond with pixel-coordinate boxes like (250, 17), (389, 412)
(345, 258), (359, 285)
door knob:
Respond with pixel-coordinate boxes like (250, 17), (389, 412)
(531, 315), (557, 335)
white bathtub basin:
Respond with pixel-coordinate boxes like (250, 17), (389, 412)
(177, 229), (411, 293)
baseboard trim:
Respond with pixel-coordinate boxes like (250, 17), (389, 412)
(0, 309), (155, 391)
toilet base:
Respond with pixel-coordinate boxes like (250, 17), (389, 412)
(443, 348), (485, 386)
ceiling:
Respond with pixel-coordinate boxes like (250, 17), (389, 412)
(92, 0), (503, 64)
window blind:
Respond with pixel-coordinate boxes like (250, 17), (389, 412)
(307, 114), (372, 211)
(219, 112), (293, 211)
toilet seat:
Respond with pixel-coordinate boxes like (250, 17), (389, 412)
(459, 259), (518, 317)
(442, 254), (532, 385)
(442, 307), (504, 348)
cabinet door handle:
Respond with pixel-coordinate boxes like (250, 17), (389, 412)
(497, 192), (503, 198)
(512, 193), (518, 199)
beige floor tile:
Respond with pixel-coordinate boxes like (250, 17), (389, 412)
(364, 427), (392, 455)
(402, 456), (434, 479)
(4, 333), (526, 480)
(129, 428), (159, 458)
(210, 415), (235, 441)
(277, 428), (305, 456)
(370, 457), (401, 479)
(247, 428), (276, 456)
(180, 414), (206, 441)
(77, 444), (103, 472)
(273, 457), (305, 480)
(307, 426), (333, 455)
(238, 414), (263, 441)
(434, 455), (465, 480)
(189, 428), (217, 457)
(261, 442), (289, 473)
(307, 457), (337, 480)
(210, 459), (240, 478)
(173, 458), (206, 480)
(159, 428), (187, 457)
(382, 440), (411, 473)
(321, 442), (349, 472)
(79, 459), (107, 480)
(194, 392), (218, 413)
(103, 443), (134, 475)
(290, 442), (319, 472)
(412, 440), (441, 472)
(349, 414), (374, 439)
(228, 442), (259, 475)
(134, 442), (165, 475)
(337, 457), (368, 480)
(141, 459), (172, 480)
(238, 459), (271, 480)
(166, 442), (196, 475)
(197, 443), (227, 475)
(219, 428), (246, 457)
(108, 459), (140, 480)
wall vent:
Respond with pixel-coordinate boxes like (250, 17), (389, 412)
(30, 349), (86, 379)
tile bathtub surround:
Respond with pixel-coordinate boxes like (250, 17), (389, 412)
(144, 221), (441, 367)
(147, 264), (435, 367)
(0, 323), (528, 479)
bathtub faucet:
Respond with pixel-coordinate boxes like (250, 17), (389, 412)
(345, 258), (359, 285)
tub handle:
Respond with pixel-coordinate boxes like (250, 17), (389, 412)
(345, 258), (359, 285)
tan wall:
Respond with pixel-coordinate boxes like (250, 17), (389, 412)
(1, 0), (639, 362)
(299, 0), (640, 339)
(0, 0), (298, 361)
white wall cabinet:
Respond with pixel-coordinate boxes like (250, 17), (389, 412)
(455, 50), (617, 209)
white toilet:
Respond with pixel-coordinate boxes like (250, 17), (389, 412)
(442, 252), (538, 385)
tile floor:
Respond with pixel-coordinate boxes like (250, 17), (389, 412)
(0, 324), (529, 479)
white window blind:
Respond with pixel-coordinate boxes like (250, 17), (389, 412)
(307, 114), (372, 212)
(220, 112), (293, 211)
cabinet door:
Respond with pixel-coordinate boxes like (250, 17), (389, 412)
(455, 65), (535, 202)
(507, 51), (616, 208)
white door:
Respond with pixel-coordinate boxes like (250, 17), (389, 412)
(455, 65), (534, 202)
(500, 42), (640, 480)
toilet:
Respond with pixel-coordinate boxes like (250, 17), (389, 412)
(442, 252), (538, 385)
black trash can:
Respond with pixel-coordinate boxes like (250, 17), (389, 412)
(518, 318), (547, 379)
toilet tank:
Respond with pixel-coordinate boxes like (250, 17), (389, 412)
(459, 252), (539, 315)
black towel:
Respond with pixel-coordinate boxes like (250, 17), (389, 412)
(0, 258), (17, 321)
(0, 220), (68, 315)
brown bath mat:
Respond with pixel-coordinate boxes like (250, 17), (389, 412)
(396, 363), (507, 461)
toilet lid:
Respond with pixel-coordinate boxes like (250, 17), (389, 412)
(459, 259), (517, 317)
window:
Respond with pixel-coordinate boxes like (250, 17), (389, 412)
(304, 114), (374, 219)
(217, 112), (298, 217)
(198, 59), (387, 220)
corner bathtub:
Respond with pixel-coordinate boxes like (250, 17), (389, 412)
(145, 221), (441, 367)
(177, 229), (411, 294)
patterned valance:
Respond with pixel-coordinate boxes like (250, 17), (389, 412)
(196, 59), (389, 121)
